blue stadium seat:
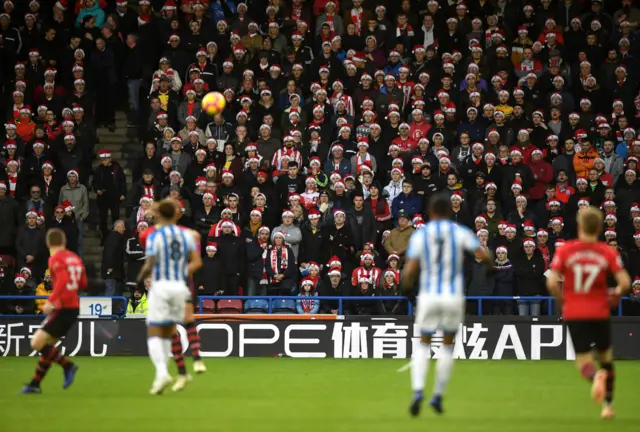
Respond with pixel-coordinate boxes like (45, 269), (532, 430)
(271, 299), (297, 314)
(216, 299), (243, 314)
(244, 299), (269, 313)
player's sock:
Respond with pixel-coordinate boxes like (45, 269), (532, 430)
(171, 332), (187, 376)
(29, 345), (55, 387)
(49, 345), (74, 371)
(601, 363), (615, 404)
(580, 362), (596, 382)
(185, 322), (201, 361)
(411, 342), (431, 393)
(147, 337), (169, 380)
(434, 344), (454, 397)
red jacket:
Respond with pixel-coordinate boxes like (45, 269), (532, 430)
(409, 121), (431, 141)
(528, 159), (554, 200)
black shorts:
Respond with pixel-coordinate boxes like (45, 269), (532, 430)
(566, 319), (612, 354)
(42, 308), (79, 339)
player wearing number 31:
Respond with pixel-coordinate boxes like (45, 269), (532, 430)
(137, 199), (203, 395)
(21, 228), (87, 394)
(547, 206), (631, 420)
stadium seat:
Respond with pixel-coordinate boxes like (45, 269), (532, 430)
(216, 299), (243, 314)
(271, 299), (297, 314)
(201, 299), (216, 314)
(244, 299), (269, 313)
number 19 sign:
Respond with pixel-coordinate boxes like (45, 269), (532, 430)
(80, 297), (113, 318)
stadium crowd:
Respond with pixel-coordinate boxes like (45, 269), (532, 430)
(1, 0), (640, 316)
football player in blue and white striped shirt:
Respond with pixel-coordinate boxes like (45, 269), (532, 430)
(137, 200), (202, 395)
(402, 193), (492, 416)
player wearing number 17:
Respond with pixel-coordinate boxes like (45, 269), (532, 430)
(21, 228), (86, 394)
(547, 207), (631, 420)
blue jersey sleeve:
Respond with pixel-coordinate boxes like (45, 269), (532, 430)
(145, 231), (157, 257)
(459, 225), (480, 252)
(406, 229), (424, 260)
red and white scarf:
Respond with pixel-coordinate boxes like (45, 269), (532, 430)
(270, 246), (288, 282)
(259, 240), (269, 283)
(7, 172), (18, 196)
(351, 7), (363, 35)
(355, 152), (371, 173)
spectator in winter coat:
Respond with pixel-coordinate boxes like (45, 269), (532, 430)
(272, 210), (303, 262)
(34, 270), (53, 314)
(528, 149), (554, 201)
(265, 232), (298, 295)
(321, 209), (356, 272)
(246, 227), (271, 296)
(493, 246), (515, 315)
(75, 0), (106, 28)
(465, 248), (495, 314)
(214, 221), (246, 295)
(195, 242), (223, 296)
(125, 221), (147, 284)
(351, 277), (377, 315)
(125, 285), (148, 315)
(58, 170), (89, 256)
(383, 167), (404, 206)
(347, 195), (376, 252)
(16, 211), (46, 277)
(296, 279), (320, 314)
(299, 210), (326, 265)
(573, 139), (598, 179)
(384, 210), (415, 259)
(391, 180), (423, 224)
(514, 238), (546, 316)
(102, 220), (126, 296)
(319, 267), (351, 314)
(7, 275), (35, 315)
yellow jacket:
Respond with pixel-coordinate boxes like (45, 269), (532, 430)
(35, 283), (52, 314)
(126, 294), (148, 315)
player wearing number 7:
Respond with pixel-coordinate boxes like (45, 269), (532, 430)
(547, 207), (631, 420)
(21, 228), (86, 394)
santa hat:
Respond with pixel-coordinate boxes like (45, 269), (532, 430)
(551, 217), (564, 226)
(605, 212), (617, 222)
(67, 169), (79, 178)
(537, 228), (548, 237)
(496, 246), (508, 254)
(206, 242), (218, 252)
(523, 239), (535, 247)
(523, 220), (535, 231)
(308, 209), (321, 220)
(14, 274), (26, 284)
(328, 256), (342, 268)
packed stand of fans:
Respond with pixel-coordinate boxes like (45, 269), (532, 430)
(2, 0), (640, 316)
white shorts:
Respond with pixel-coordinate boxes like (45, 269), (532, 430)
(146, 281), (191, 326)
(414, 295), (465, 335)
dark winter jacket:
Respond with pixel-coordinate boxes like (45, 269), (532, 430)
(102, 231), (126, 279)
(514, 250), (546, 296)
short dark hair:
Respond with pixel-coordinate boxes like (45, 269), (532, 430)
(429, 193), (452, 218)
(157, 200), (177, 220)
(46, 228), (67, 247)
(402, 180), (413, 186)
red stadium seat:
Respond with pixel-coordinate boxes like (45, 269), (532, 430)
(201, 299), (216, 314)
(217, 299), (243, 314)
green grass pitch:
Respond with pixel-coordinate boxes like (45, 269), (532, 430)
(1, 358), (639, 432)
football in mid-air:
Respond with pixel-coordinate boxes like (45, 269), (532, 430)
(202, 91), (226, 115)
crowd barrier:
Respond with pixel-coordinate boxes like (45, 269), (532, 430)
(0, 316), (638, 359)
(0, 295), (635, 318)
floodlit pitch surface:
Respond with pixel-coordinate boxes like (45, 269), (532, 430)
(1, 358), (639, 431)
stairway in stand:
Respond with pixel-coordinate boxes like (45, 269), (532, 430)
(85, 111), (142, 293)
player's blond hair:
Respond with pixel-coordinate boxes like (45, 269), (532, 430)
(578, 206), (603, 236)
(46, 228), (67, 247)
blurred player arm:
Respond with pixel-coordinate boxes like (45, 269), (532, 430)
(137, 256), (155, 284)
(187, 249), (203, 277)
(545, 269), (563, 307)
(612, 269), (631, 297)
